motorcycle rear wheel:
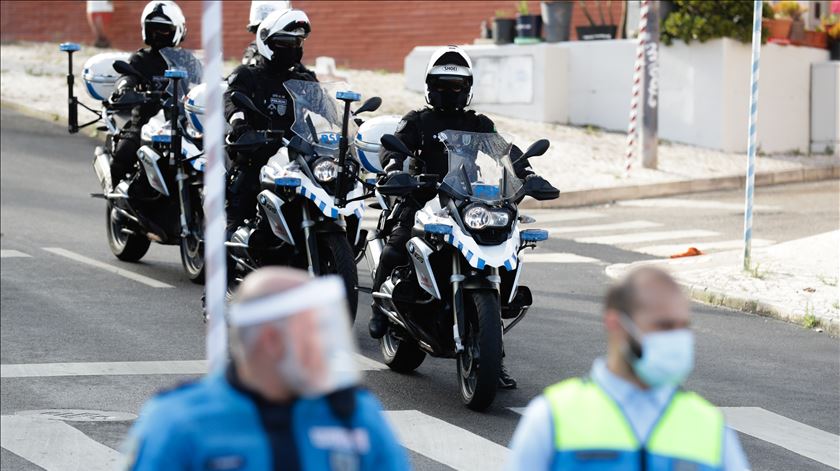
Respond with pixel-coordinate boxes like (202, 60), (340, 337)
(380, 324), (426, 372)
(179, 232), (204, 284)
(457, 291), (502, 411)
(317, 232), (359, 322)
(106, 202), (150, 262)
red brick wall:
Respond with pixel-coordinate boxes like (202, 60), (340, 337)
(0, 1), (625, 71)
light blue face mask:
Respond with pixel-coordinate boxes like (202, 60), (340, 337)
(620, 314), (695, 388)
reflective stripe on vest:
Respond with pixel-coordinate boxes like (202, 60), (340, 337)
(544, 378), (724, 470)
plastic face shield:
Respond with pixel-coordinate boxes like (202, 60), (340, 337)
(228, 275), (360, 397)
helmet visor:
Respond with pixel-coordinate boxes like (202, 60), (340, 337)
(429, 75), (470, 93)
(145, 21), (176, 43)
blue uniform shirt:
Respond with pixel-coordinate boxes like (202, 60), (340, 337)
(505, 358), (750, 471)
(123, 368), (410, 470)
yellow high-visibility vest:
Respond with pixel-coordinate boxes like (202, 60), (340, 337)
(544, 377), (724, 470)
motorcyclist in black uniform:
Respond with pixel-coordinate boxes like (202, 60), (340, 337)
(224, 8), (317, 237)
(110, 0), (186, 186)
(369, 45), (560, 389)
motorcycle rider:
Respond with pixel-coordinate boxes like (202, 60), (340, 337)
(242, 1), (291, 65)
(110, 0), (186, 186)
(224, 8), (317, 238)
(369, 45), (560, 389)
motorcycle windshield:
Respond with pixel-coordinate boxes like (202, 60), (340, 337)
(159, 47), (203, 95)
(439, 130), (522, 204)
(284, 79), (349, 155)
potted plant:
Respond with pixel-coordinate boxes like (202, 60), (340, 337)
(515, 0), (543, 43)
(822, 14), (840, 60)
(541, 1), (574, 42)
(775, 1), (807, 41)
(493, 10), (517, 45)
(575, 0), (617, 40)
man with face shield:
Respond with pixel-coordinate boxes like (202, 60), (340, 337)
(123, 267), (409, 470)
(505, 267), (750, 470)
(224, 8), (317, 238)
(109, 0), (186, 186)
(242, 1), (292, 65)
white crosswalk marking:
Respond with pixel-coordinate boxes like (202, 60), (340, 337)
(0, 249), (31, 258)
(617, 198), (780, 211)
(636, 239), (775, 258)
(576, 229), (720, 245)
(721, 407), (840, 469)
(0, 354), (386, 378)
(522, 252), (601, 264)
(386, 410), (509, 471)
(1, 415), (123, 471)
(548, 220), (661, 235)
(42, 247), (174, 288)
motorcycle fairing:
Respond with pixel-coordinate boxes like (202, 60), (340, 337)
(136, 145), (170, 196)
(261, 161), (365, 220)
(258, 190), (294, 244)
(415, 199), (519, 271)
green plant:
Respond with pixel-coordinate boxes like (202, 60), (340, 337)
(832, 300), (839, 310)
(820, 14), (840, 39)
(762, 1), (775, 19)
(802, 304), (819, 328)
(774, 1), (806, 21)
(495, 9), (513, 18)
(817, 275), (838, 287)
(662, 0), (768, 45)
(747, 262), (766, 279)
(516, 0), (529, 16)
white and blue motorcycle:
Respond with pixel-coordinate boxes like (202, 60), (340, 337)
(367, 130), (550, 410)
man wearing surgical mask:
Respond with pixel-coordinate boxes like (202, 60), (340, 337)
(505, 267), (750, 470)
(123, 267), (408, 470)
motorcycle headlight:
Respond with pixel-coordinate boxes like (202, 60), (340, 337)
(463, 205), (511, 230)
(312, 158), (338, 184)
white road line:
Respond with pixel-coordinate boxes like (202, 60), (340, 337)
(508, 407), (527, 415)
(519, 211), (607, 224)
(721, 407), (839, 469)
(0, 249), (31, 258)
(0, 354), (386, 378)
(1, 415), (123, 471)
(386, 410), (509, 471)
(521, 252), (601, 264)
(549, 220), (661, 235)
(636, 239), (775, 258)
(41, 247), (173, 289)
(617, 198), (780, 212)
(575, 229), (720, 245)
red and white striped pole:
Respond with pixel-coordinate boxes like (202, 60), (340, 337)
(624, 0), (650, 177)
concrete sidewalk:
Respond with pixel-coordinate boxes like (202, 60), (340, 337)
(606, 231), (840, 336)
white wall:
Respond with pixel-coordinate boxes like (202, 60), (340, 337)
(404, 39), (830, 154)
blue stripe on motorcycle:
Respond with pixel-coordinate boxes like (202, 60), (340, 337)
(476, 258), (486, 270)
(504, 259), (513, 271)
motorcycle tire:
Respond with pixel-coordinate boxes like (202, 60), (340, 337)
(106, 202), (150, 262)
(380, 325), (426, 372)
(318, 232), (359, 322)
(179, 232), (205, 284)
(457, 290), (502, 411)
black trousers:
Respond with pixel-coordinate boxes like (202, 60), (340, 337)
(225, 163), (262, 235)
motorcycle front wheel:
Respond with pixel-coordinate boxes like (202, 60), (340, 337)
(317, 232), (359, 322)
(457, 290), (502, 411)
(106, 201), (150, 262)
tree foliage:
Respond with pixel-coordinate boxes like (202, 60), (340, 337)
(661, 0), (769, 46)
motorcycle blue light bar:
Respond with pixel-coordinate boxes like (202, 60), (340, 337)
(275, 177), (302, 188)
(425, 224), (452, 235)
(59, 43), (81, 52)
(473, 184), (500, 200)
(336, 91), (361, 102)
(164, 69), (188, 79)
(151, 134), (172, 143)
(520, 229), (549, 242)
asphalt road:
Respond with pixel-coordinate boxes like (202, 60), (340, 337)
(1, 107), (838, 470)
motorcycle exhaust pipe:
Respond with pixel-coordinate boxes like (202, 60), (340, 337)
(92, 146), (112, 193)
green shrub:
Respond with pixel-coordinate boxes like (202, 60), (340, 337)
(662, 0), (768, 46)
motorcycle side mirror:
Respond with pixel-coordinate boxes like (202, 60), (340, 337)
(518, 139), (550, 161)
(376, 172), (416, 197)
(353, 96), (382, 115)
(380, 134), (412, 157)
(230, 91), (269, 120)
(113, 60), (147, 83)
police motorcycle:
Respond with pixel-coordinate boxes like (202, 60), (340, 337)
(59, 43), (207, 282)
(225, 80), (381, 320)
(367, 131), (551, 410)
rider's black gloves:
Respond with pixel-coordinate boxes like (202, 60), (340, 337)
(229, 121), (253, 143)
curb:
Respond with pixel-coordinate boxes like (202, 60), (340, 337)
(605, 263), (839, 337)
(521, 166), (840, 209)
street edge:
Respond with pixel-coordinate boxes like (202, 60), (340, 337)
(0, 100), (105, 141)
(605, 262), (840, 337)
(521, 166), (840, 209)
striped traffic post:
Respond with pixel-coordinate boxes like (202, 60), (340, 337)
(202, 0), (227, 369)
(624, 0), (650, 177)
(743, 0), (762, 270)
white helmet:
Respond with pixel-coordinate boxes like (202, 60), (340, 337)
(424, 45), (474, 111)
(248, 1), (291, 32)
(141, 1), (186, 48)
(255, 9), (311, 61)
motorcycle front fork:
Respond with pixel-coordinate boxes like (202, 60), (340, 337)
(301, 204), (320, 276)
(176, 165), (193, 238)
(451, 255), (501, 354)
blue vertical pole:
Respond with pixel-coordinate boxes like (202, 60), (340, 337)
(743, 0), (761, 271)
